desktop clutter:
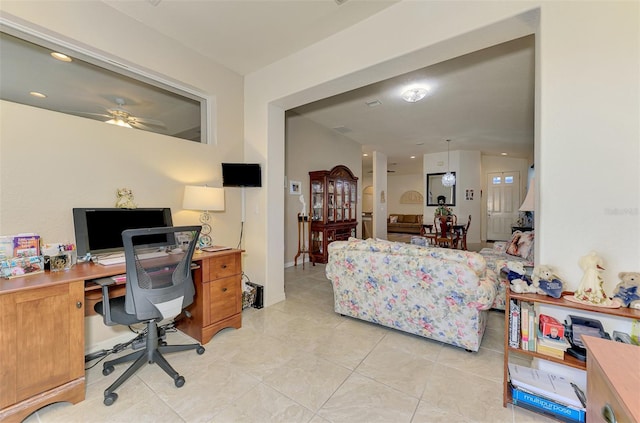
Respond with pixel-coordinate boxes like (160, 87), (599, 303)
(0, 233), (77, 278)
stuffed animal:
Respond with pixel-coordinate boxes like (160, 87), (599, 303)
(532, 265), (564, 298)
(505, 261), (535, 294)
(612, 272), (640, 309)
(574, 251), (612, 305)
(115, 188), (137, 209)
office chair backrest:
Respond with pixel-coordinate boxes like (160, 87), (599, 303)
(122, 226), (201, 321)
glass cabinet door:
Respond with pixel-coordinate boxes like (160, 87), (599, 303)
(328, 180), (335, 222)
(342, 181), (353, 220)
(350, 182), (357, 220)
(311, 181), (324, 222)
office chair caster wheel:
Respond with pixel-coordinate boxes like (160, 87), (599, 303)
(175, 376), (185, 388)
(102, 365), (115, 376)
(197, 346), (205, 355)
(104, 393), (118, 406)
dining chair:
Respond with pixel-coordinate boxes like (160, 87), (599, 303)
(433, 214), (458, 248)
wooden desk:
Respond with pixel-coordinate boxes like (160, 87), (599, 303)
(0, 249), (242, 422)
(584, 336), (640, 423)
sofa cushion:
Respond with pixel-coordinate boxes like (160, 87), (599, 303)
(506, 230), (535, 261)
(346, 237), (487, 276)
(389, 215), (399, 223)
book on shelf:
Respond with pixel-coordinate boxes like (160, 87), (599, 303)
(511, 386), (585, 423)
(508, 298), (520, 348)
(536, 343), (566, 359)
(537, 329), (571, 350)
(521, 303), (529, 349)
(528, 303), (536, 351)
(508, 363), (584, 409)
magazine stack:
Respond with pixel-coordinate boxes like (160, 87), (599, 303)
(508, 363), (586, 423)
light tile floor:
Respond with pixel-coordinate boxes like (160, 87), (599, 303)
(26, 264), (554, 422)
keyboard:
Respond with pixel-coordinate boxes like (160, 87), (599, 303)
(136, 251), (169, 260)
(95, 250), (168, 266)
(95, 254), (126, 266)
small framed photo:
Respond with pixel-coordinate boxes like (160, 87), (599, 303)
(289, 180), (301, 194)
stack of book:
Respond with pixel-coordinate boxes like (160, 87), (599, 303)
(508, 363), (586, 423)
(537, 314), (570, 359)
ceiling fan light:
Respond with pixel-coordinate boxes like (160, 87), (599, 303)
(105, 118), (132, 128)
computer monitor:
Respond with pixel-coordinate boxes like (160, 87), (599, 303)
(73, 208), (174, 257)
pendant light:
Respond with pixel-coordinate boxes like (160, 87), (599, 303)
(442, 139), (456, 187)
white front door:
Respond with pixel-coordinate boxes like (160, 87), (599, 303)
(487, 171), (520, 241)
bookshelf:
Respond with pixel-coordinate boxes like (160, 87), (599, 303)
(503, 290), (640, 411)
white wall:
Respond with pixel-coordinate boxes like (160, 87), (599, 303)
(284, 112), (362, 266)
(0, 3), (245, 346)
(246, 1), (639, 302)
(372, 152), (388, 239)
(387, 174), (424, 216)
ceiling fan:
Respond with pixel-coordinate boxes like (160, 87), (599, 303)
(70, 98), (166, 130)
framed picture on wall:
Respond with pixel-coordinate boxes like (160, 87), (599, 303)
(289, 180), (301, 194)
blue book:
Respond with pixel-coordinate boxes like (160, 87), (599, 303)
(511, 387), (585, 423)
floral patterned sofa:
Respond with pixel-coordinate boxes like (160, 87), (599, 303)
(478, 230), (535, 310)
(325, 238), (497, 352)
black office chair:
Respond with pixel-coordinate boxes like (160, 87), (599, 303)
(94, 226), (205, 406)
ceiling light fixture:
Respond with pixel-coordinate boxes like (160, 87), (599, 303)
(29, 91), (47, 98)
(105, 117), (132, 128)
(401, 86), (429, 103)
(442, 139), (456, 187)
(50, 52), (72, 62)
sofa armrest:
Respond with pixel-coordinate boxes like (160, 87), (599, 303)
(468, 269), (498, 310)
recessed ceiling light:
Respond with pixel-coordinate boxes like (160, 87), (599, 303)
(401, 85), (430, 103)
(29, 91), (47, 98)
(365, 99), (382, 107)
(51, 52), (72, 62)
(410, 156), (416, 159)
(363, 153), (369, 157)
(416, 142), (425, 146)
(501, 152), (508, 156)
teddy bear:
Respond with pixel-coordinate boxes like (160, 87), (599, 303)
(532, 265), (564, 298)
(505, 261), (535, 294)
(115, 188), (137, 209)
(612, 272), (640, 309)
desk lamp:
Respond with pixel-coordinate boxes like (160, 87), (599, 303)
(183, 185), (225, 247)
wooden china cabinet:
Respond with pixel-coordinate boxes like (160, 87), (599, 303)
(309, 165), (358, 264)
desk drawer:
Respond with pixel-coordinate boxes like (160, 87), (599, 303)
(208, 254), (240, 280)
(208, 275), (241, 323)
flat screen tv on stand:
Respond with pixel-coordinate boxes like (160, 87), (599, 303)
(73, 208), (174, 259)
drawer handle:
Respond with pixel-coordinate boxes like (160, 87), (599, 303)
(76, 301), (83, 309)
(602, 404), (617, 423)
(221, 287), (228, 292)
(221, 264), (228, 269)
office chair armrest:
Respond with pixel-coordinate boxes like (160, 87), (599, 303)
(94, 277), (117, 326)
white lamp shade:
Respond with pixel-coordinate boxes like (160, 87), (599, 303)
(519, 178), (535, 212)
(183, 185), (225, 211)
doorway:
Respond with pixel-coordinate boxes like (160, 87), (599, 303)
(486, 171), (521, 241)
